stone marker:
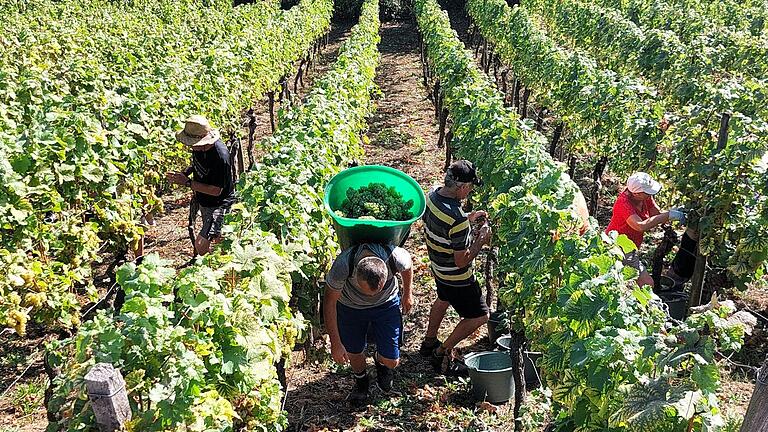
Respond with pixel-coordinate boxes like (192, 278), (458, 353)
(85, 363), (131, 432)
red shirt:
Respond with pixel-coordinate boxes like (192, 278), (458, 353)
(605, 191), (659, 248)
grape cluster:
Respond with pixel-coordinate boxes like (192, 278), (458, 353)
(337, 183), (414, 221)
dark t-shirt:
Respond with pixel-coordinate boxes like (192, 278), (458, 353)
(192, 140), (235, 208)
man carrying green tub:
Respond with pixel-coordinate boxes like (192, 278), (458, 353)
(420, 160), (492, 376)
(324, 243), (414, 402)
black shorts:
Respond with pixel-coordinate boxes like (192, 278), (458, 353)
(199, 204), (231, 241)
(436, 278), (489, 319)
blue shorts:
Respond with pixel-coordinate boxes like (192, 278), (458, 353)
(336, 298), (401, 360)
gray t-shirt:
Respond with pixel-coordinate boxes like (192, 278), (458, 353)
(326, 244), (412, 309)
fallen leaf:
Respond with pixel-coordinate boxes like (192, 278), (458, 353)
(477, 401), (498, 414)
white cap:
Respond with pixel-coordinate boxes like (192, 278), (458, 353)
(626, 172), (661, 195)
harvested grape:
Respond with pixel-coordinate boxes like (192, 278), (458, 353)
(338, 183), (414, 221)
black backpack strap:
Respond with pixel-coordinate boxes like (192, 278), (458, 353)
(385, 243), (399, 276)
(347, 244), (399, 279)
(346, 244), (362, 279)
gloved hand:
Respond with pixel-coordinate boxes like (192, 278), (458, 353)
(669, 208), (686, 224)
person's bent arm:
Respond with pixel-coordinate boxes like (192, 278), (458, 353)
(190, 181), (223, 197)
(626, 212), (669, 232)
(323, 287), (348, 365)
(167, 172), (224, 197)
(400, 266), (413, 314)
(648, 197), (662, 217)
(454, 225), (491, 268)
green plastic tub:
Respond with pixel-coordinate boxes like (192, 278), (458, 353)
(324, 165), (426, 249)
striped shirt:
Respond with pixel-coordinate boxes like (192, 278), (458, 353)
(422, 189), (474, 287)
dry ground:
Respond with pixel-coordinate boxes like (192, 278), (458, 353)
(282, 17), (518, 432)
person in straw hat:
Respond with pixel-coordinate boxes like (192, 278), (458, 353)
(166, 115), (235, 255)
(605, 172), (685, 288)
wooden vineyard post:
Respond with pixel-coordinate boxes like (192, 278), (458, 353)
(276, 357), (288, 410)
(294, 58), (305, 93)
(535, 107), (546, 131)
(512, 79), (521, 109)
(280, 75), (291, 105)
(444, 130), (453, 170)
(437, 108), (449, 148)
(484, 248), (495, 308)
(688, 251), (708, 307)
(520, 88), (531, 119)
(246, 108), (256, 168)
(487, 47), (494, 74)
(44, 352), (61, 423)
(510, 327), (526, 432)
(742, 357), (768, 431)
(229, 136), (238, 180)
(278, 76), (286, 103)
(85, 364), (131, 432)
(549, 122), (563, 158)
(236, 138), (245, 179)
(268, 91), (276, 132)
(420, 41), (429, 87)
(500, 69), (508, 98)
(228, 133), (243, 182)
(589, 156), (608, 216)
(689, 113), (730, 307)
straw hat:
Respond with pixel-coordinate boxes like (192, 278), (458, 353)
(175, 115), (221, 148)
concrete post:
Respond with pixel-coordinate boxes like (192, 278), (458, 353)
(85, 363), (131, 432)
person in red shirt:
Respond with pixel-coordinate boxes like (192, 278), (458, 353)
(605, 172), (685, 288)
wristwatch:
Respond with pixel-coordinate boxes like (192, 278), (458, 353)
(185, 179), (192, 188)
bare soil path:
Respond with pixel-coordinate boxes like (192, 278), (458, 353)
(283, 17), (516, 432)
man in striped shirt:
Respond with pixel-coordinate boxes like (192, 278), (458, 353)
(420, 160), (491, 374)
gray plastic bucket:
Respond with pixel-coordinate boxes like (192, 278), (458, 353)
(487, 310), (505, 344)
(495, 335), (541, 386)
(464, 351), (515, 403)
(658, 290), (689, 320)
(658, 275), (676, 291)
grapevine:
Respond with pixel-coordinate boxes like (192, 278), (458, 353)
(46, 0), (380, 429)
(416, 0), (752, 428)
(467, 0), (768, 290)
(0, 0), (332, 335)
